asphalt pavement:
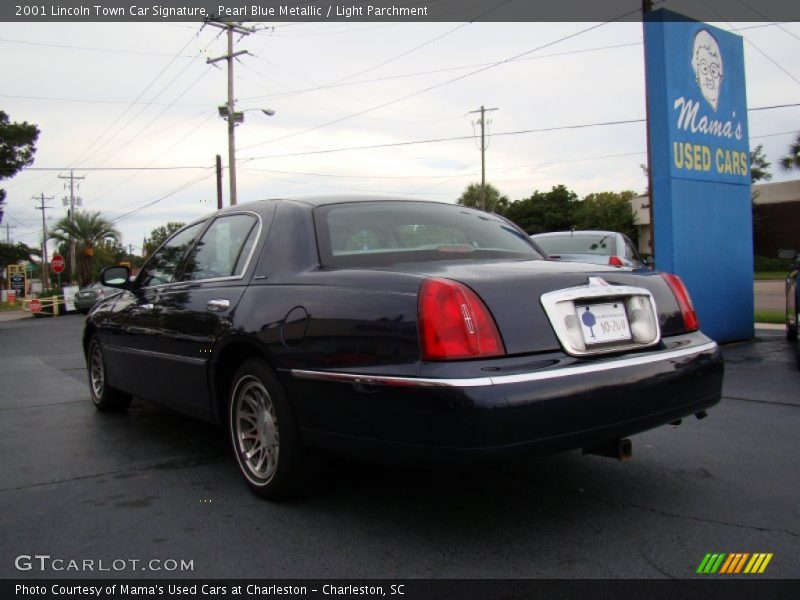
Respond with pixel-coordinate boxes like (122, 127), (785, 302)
(0, 313), (798, 579)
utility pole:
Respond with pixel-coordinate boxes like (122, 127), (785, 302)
(216, 154), (223, 210)
(469, 105), (498, 211)
(5, 222), (17, 244)
(206, 20), (255, 207)
(33, 193), (54, 291)
(58, 170), (85, 282)
(641, 0), (656, 263)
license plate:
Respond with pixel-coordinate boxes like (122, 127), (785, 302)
(575, 302), (631, 345)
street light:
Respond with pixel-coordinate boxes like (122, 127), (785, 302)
(218, 106), (275, 206)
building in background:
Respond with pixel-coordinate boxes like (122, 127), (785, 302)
(630, 194), (652, 257)
(752, 180), (800, 257)
(631, 179), (800, 261)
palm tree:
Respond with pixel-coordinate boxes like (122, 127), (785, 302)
(49, 210), (120, 285)
(779, 133), (800, 172)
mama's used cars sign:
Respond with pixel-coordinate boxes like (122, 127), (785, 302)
(668, 26), (749, 181)
(645, 10), (753, 342)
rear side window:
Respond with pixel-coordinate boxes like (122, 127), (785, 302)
(181, 214), (258, 281)
(315, 201), (541, 268)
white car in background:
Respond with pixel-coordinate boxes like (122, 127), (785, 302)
(531, 230), (646, 269)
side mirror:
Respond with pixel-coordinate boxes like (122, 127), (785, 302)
(101, 265), (131, 288)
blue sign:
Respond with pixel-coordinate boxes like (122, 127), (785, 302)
(645, 9), (753, 342)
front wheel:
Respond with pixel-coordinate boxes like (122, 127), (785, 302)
(228, 359), (305, 500)
(87, 337), (132, 411)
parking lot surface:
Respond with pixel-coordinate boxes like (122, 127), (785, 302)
(0, 313), (798, 579)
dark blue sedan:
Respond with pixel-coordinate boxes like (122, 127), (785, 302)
(84, 196), (723, 499)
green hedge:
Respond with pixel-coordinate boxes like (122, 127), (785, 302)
(753, 255), (793, 272)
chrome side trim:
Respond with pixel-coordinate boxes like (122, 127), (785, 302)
(105, 344), (208, 366)
(291, 341), (718, 388)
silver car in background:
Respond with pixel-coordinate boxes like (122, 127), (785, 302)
(74, 282), (117, 314)
(531, 230), (645, 269)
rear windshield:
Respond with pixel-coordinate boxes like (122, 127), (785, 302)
(315, 201), (542, 268)
(534, 233), (618, 256)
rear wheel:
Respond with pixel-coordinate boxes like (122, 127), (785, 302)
(228, 359), (305, 500)
(87, 337), (132, 411)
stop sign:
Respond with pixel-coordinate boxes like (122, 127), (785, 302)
(51, 254), (65, 274)
(30, 299), (42, 313)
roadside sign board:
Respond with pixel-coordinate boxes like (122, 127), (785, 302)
(8, 264), (26, 298)
(62, 286), (79, 312)
(51, 254), (65, 274)
(30, 299), (41, 313)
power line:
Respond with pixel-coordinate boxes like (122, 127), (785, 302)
(0, 36), (199, 57)
(238, 8), (644, 151)
(109, 172), (216, 223)
(240, 167), (473, 180)
(62, 30), (206, 173)
(17, 29), (208, 224)
(241, 42), (643, 103)
(697, 0), (800, 88)
(240, 102), (800, 162)
(0, 93), (207, 107)
(87, 114), (217, 207)
(242, 118), (647, 161)
(325, 0), (511, 86)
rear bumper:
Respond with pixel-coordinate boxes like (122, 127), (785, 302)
(284, 333), (723, 464)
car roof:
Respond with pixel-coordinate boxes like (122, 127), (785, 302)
(224, 194), (448, 211)
(531, 230), (623, 238)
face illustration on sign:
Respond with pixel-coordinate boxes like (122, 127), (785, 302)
(692, 29), (724, 110)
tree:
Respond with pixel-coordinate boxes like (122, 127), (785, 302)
(90, 240), (128, 280)
(750, 144), (772, 239)
(457, 183), (510, 215)
(145, 221), (186, 255)
(574, 191), (638, 243)
(0, 111), (40, 225)
(0, 241), (37, 268)
(504, 185), (578, 234)
(49, 211), (120, 285)
(779, 133), (800, 172)
(750, 144), (772, 182)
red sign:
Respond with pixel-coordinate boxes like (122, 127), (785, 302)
(30, 299), (42, 313)
(51, 254), (65, 274)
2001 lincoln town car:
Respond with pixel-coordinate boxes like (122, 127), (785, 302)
(84, 197), (723, 499)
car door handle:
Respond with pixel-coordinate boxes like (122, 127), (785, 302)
(207, 299), (230, 312)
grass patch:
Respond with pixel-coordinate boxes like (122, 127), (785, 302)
(754, 271), (787, 281)
(755, 310), (785, 324)
(0, 302), (23, 312)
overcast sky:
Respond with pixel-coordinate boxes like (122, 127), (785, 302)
(1, 15), (799, 254)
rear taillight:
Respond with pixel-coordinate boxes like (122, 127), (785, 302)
(661, 273), (699, 332)
(418, 278), (505, 360)
(608, 256), (623, 267)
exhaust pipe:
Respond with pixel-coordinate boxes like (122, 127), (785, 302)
(583, 438), (633, 462)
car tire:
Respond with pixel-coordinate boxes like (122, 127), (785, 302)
(228, 358), (305, 500)
(87, 337), (132, 411)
